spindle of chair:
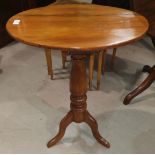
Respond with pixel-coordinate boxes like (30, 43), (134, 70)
(44, 0), (117, 89)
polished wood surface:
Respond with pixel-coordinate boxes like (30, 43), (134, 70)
(44, 0), (88, 80)
(123, 0), (155, 104)
(6, 4), (148, 148)
(7, 4), (148, 51)
(92, 0), (155, 47)
(124, 65), (155, 105)
(47, 54), (110, 148)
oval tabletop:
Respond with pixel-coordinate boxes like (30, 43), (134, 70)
(6, 4), (149, 51)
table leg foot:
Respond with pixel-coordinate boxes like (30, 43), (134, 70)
(85, 111), (110, 148)
(123, 66), (155, 105)
(47, 111), (73, 148)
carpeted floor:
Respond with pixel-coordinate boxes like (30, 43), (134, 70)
(0, 36), (155, 153)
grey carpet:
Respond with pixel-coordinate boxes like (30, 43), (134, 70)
(0, 36), (155, 153)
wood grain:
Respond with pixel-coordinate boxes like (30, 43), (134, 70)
(6, 4), (149, 148)
(6, 4), (148, 51)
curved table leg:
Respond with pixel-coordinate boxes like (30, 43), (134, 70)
(47, 53), (110, 148)
(47, 111), (73, 148)
(123, 65), (155, 105)
(85, 111), (110, 148)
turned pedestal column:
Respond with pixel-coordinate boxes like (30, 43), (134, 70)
(47, 53), (110, 148)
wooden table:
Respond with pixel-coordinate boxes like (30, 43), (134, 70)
(6, 4), (148, 148)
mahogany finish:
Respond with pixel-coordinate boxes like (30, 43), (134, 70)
(124, 65), (155, 105)
(6, 4), (148, 148)
(47, 54), (110, 148)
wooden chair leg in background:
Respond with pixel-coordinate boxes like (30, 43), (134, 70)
(110, 48), (117, 70)
(45, 48), (53, 79)
(97, 50), (105, 90)
(102, 50), (106, 74)
(89, 53), (95, 90)
(61, 51), (67, 69)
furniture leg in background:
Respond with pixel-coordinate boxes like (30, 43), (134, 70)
(97, 50), (105, 90)
(44, 0), (89, 80)
(45, 48), (53, 79)
(44, 0), (118, 88)
(110, 48), (117, 70)
(124, 65), (155, 105)
(89, 53), (95, 89)
(89, 49), (117, 90)
(61, 51), (67, 69)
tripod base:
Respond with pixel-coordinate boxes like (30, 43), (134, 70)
(47, 111), (110, 148)
(47, 54), (110, 148)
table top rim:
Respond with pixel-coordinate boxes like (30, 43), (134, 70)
(6, 4), (149, 51)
